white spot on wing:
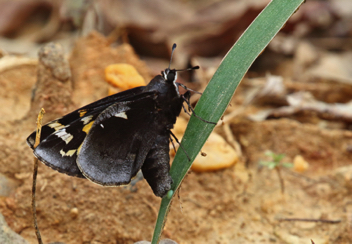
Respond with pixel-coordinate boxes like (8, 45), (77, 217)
(81, 115), (93, 125)
(114, 112), (128, 119)
(100, 124), (104, 128)
(60, 149), (76, 157)
(55, 129), (73, 144)
(48, 121), (65, 131)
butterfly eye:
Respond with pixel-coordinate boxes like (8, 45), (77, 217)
(166, 70), (176, 82)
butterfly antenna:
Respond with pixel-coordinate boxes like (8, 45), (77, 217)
(174, 65), (200, 94)
(175, 66), (199, 72)
(168, 43), (177, 70)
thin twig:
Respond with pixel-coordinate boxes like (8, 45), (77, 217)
(277, 217), (341, 224)
(223, 123), (242, 157)
(275, 167), (285, 194)
(142, 198), (158, 218)
(215, 106), (246, 127)
(32, 108), (45, 244)
(282, 167), (316, 183)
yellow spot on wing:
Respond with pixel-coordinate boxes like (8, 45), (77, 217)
(79, 109), (87, 117)
(77, 143), (83, 155)
(82, 121), (94, 134)
(77, 121), (94, 155)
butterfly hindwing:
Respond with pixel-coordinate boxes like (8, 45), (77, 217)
(142, 131), (173, 197)
(77, 93), (163, 186)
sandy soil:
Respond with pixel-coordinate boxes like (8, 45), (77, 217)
(0, 32), (352, 244)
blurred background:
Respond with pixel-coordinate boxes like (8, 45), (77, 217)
(1, 0), (352, 243)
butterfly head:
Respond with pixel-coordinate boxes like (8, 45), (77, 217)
(162, 68), (177, 82)
(162, 68), (178, 93)
(163, 43), (179, 95)
(159, 43), (200, 97)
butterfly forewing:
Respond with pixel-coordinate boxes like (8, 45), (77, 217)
(27, 86), (145, 148)
(26, 86), (147, 177)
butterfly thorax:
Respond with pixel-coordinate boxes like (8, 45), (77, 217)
(143, 70), (184, 127)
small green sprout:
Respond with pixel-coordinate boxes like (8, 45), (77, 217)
(260, 150), (293, 194)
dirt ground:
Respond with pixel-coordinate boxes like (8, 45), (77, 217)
(0, 0), (352, 242)
(0, 30), (352, 244)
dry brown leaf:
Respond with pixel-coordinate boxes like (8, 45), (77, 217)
(251, 91), (352, 123)
(308, 52), (352, 84)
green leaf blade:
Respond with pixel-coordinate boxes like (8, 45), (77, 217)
(152, 0), (305, 243)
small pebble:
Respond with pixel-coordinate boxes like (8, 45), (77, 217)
(105, 64), (145, 91)
(70, 208), (79, 219)
(170, 118), (238, 172)
(293, 155), (309, 173)
(191, 133), (238, 172)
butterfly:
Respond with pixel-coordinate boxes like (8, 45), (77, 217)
(27, 44), (213, 197)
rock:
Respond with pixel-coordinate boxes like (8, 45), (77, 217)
(0, 212), (28, 244)
(0, 173), (19, 197)
(333, 165), (352, 189)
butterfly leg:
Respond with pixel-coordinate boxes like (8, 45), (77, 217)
(142, 132), (173, 197)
